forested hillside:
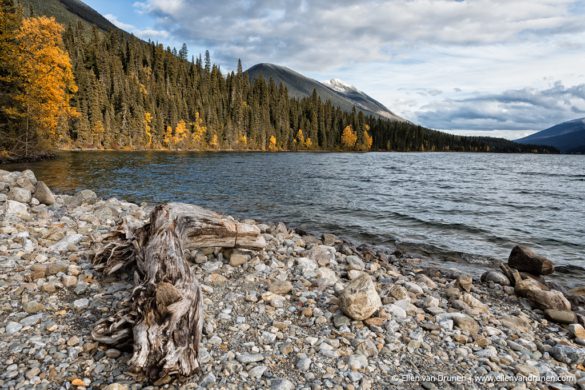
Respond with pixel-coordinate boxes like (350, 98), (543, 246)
(0, 0), (557, 157)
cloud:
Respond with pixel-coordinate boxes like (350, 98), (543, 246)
(104, 13), (170, 40)
(416, 82), (585, 132)
(132, 0), (585, 70)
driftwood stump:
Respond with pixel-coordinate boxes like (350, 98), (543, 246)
(92, 203), (265, 381)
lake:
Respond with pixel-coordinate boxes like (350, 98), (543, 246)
(4, 151), (585, 271)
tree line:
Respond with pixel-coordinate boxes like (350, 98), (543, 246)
(0, 0), (556, 158)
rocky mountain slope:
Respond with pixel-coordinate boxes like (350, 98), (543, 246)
(22, 0), (117, 31)
(516, 118), (585, 154)
(246, 63), (406, 122)
(1, 169), (584, 389)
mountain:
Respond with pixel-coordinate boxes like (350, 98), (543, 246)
(24, 0), (118, 31)
(516, 118), (585, 154)
(246, 63), (405, 121)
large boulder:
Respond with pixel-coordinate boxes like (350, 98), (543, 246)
(524, 288), (571, 311)
(508, 245), (554, 275)
(22, 169), (37, 185)
(307, 245), (336, 266)
(4, 200), (29, 219)
(480, 270), (510, 286)
(34, 181), (55, 205)
(8, 187), (32, 204)
(339, 274), (381, 320)
(69, 189), (98, 207)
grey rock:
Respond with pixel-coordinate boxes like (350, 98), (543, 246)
(480, 270), (511, 286)
(73, 298), (90, 309)
(20, 313), (43, 326)
(6, 321), (23, 334)
(346, 255), (365, 271)
(550, 345), (585, 364)
(4, 200), (29, 218)
(271, 378), (295, 390)
(296, 355), (312, 370)
(339, 274), (381, 320)
(348, 354), (368, 371)
(49, 234), (83, 252)
(22, 169), (37, 185)
(322, 233), (340, 246)
(237, 353), (265, 364)
(70, 189), (98, 206)
(34, 181), (55, 205)
(200, 372), (216, 387)
(249, 365), (268, 379)
(8, 187), (32, 203)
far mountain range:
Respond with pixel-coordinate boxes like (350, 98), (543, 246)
(516, 118), (585, 154)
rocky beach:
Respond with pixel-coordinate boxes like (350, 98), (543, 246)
(1, 169), (585, 390)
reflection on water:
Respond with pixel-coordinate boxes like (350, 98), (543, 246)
(4, 151), (585, 269)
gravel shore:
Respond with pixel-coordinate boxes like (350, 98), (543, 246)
(1, 169), (584, 389)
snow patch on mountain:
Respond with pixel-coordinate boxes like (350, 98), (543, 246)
(323, 79), (358, 93)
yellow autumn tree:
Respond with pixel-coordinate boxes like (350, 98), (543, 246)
(173, 120), (188, 146)
(305, 137), (313, 148)
(144, 112), (153, 148)
(3, 16), (78, 157)
(296, 129), (305, 148)
(163, 125), (173, 148)
(268, 135), (277, 151)
(208, 132), (219, 149)
(362, 124), (373, 150)
(192, 112), (207, 147)
(341, 125), (357, 149)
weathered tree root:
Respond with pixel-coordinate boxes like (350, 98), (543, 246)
(91, 203), (265, 380)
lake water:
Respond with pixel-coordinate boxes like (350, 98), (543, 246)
(4, 151), (585, 271)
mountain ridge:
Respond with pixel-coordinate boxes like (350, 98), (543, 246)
(516, 117), (585, 154)
(245, 63), (406, 122)
(24, 0), (118, 31)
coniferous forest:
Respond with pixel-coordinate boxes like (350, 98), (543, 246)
(0, 0), (557, 158)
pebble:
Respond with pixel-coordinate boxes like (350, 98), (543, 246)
(271, 378), (295, 390)
(237, 353), (265, 364)
(73, 298), (90, 309)
(6, 321), (23, 334)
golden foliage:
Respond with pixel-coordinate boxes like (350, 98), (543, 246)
(268, 135), (277, 151)
(192, 112), (207, 146)
(296, 129), (305, 146)
(4, 16), (78, 147)
(341, 125), (357, 149)
(144, 112), (153, 147)
(163, 125), (173, 148)
(362, 124), (373, 150)
(173, 120), (188, 145)
(305, 137), (312, 148)
(208, 132), (219, 148)
(238, 133), (248, 146)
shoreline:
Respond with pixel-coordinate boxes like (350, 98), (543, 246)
(0, 147), (570, 165)
(1, 169), (585, 389)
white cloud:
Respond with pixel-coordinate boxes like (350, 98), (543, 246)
(104, 13), (170, 40)
(416, 82), (585, 132)
(135, 0), (585, 70)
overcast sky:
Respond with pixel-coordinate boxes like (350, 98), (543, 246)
(85, 0), (585, 139)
